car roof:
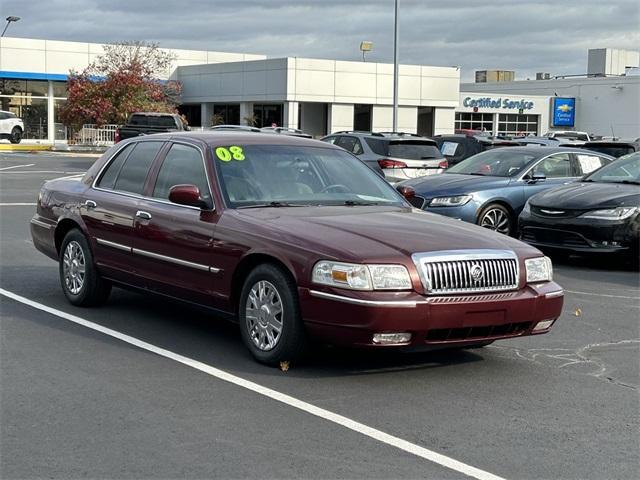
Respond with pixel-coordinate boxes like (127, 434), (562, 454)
(137, 130), (335, 148)
(487, 146), (608, 156)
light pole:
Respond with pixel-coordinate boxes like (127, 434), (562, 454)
(1, 16), (20, 37)
(392, 0), (399, 132)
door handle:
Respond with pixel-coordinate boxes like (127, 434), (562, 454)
(84, 200), (97, 209)
(135, 210), (152, 220)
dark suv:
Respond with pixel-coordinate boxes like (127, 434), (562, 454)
(433, 134), (520, 166)
(321, 131), (447, 183)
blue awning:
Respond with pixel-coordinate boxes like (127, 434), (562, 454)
(0, 70), (68, 81)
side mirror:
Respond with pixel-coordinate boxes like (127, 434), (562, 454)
(169, 184), (207, 208)
(396, 185), (416, 199)
(527, 172), (546, 183)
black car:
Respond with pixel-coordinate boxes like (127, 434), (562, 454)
(519, 152), (640, 256)
(433, 134), (520, 166)
(579, 140), (640, 158)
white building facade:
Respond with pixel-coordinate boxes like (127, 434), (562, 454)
(0, 37), (265, 143)
(462, 75), (640, 138)
(177, 57), (459, 137)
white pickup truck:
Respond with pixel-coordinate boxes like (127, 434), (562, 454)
(0, 110), (24, 144)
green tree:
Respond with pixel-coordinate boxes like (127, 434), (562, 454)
(60, 41), (181, 128)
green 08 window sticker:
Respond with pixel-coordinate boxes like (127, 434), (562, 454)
(215, 146), (245, 162)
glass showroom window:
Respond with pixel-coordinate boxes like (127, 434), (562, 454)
(0, 96), (49, 140)
(498, 114), (539, 137)
(455, 112), (494, 133)
(253, 104), (283, 128)
(54, 99), (68, 141)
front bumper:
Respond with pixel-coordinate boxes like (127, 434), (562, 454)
(519, 211), (639, 253)
(299, 282), (563, 348)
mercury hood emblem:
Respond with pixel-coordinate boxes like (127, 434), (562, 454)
(470, 264), (484, 282)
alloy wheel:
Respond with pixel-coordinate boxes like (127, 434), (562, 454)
(480, 208), (511, 235)
(245, 280), (284, 351)
(62, 240), (86, 294)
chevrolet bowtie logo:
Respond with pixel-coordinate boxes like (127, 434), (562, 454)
(557, 104), (573, 112)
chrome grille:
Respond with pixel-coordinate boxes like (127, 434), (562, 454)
(412, 250), (519, 295)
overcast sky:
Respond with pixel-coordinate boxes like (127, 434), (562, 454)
(5, 0), (640, 81)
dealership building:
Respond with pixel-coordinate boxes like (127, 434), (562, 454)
(0, 37), (638, 143)
(0, 36), (459, 143)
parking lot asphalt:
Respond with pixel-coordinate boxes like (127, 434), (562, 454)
(1, 152), (639, 479)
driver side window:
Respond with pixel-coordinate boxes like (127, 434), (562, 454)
(152, 143), (212, 208)
(531, 153), (573, 178)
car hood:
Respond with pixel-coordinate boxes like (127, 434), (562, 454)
(229, 206), (539, 263)
(400, 173), (510, 196)
(530, 182), (640, 209)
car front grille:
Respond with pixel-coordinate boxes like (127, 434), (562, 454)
(521, 227), (591, 248)
(531, 206), (586, 219)
(407, 195), (425, 209)
(426, 321), (533, 342)
(412, 250), (519, 295)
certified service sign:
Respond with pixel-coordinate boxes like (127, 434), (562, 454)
(551, 97), (576, 127)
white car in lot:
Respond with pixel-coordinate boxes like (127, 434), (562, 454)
(0, 110), (24, 144)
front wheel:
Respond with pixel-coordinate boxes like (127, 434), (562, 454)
(9, 127), (22, 144)
(59, 229), (111, 306)
(239, 264), (307, 366)
(477, 203), (513, 236)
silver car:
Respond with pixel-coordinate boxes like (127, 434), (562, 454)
(321, 131), (448, 183)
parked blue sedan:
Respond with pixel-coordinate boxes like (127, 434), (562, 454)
(398, 147), (613, 235)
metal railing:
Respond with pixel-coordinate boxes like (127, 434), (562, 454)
(78, 124), (119, 145)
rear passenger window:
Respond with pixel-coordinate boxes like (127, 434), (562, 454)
(153, 143), (211, 206)
(113, 142), (163, 195)
(97, 144), (134, 190)
(576, 154), (608, 175)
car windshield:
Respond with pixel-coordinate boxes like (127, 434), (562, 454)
(213, 144), (406, 208)
(445, 149), (538, 177)
(584, 152), (640, 184)
(387, 141), (443, 160)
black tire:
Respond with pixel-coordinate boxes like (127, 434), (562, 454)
(9, 127), (22, 144)
(477, 203), (514, 236)
(59, 229), (111, 307)
(239, 264), (307, 366)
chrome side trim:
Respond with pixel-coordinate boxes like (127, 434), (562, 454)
(309, 290), (422, 308)
(96, 238), (132, 252)
(132, 248), (211, 272)
(545, 290), (564, 299)
(30, 218), (54, 230)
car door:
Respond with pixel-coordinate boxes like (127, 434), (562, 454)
(82, 140), (165, 283)
(132, 141), (221, 307)
(0, 112), (9, 135)
(521, 152), (578, 204)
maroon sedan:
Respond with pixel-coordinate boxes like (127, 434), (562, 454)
(31, 132), (563, 365)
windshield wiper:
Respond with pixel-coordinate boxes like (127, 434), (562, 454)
(342, 200), (380, 206)
(236, 201), (309, 209)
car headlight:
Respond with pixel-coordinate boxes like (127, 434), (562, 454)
(312, 261), (411, 291)
(525, 256), (553, 283)
(429, 195), (472, 207)
(579, 206), (639, 220)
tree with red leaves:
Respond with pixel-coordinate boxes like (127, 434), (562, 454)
(60, 41), (182, 128)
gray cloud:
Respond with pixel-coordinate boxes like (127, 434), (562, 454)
(5, 0), (639, 81)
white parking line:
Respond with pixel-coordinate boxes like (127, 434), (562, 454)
(0, 203), (37, 206)
(0, 287), (504, 480)
(0, 163), (35, 171)
(564, 289), (640, 301)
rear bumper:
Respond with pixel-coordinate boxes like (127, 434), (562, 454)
(30, 214), (58, 260)
(384, 167), (445, 184)
(299, 282), (563, 348)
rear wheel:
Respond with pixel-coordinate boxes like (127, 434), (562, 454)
(9, 127), (22, 144)
(239, 264), (307, 366)
(59, 229), (111, 306)
(478, 203), (513, 236)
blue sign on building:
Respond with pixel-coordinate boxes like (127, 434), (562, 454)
(551, 97), (576, 127)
